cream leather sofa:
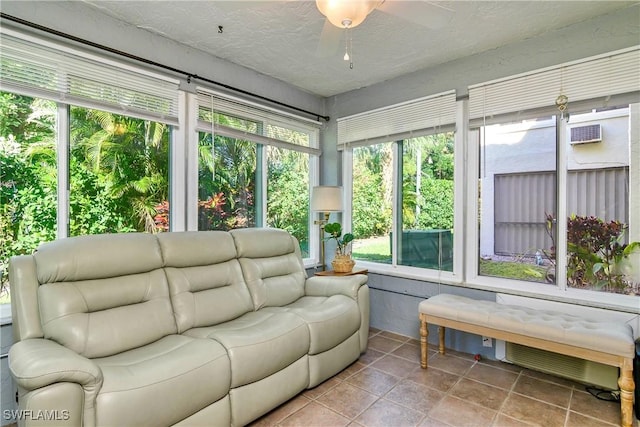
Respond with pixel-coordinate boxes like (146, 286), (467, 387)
(8, 228), (370, 427)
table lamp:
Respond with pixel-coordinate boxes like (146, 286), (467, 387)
(311, 186), (344, 270)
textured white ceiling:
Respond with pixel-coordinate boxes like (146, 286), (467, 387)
(80, 1), (634, 97)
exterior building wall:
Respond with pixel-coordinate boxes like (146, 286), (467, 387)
(479, 109), (631, 258)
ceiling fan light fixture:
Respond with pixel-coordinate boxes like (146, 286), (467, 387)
(315, 0), (380, 29)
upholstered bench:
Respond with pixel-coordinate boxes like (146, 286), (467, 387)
(418, 294), (636, 427)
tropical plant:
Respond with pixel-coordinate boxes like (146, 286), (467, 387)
(324, 222), (354, 256)
(71, 108), (170, 233)
(543, 213), (640, 293)
(1, 93), (57, 296)
(197, 131), (256, 230)
(566, 215), (639, 293)
(266, 147), (309, 251)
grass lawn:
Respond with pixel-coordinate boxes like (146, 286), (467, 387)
(479, 259), (548, 282)
(352, 237), (391, 264)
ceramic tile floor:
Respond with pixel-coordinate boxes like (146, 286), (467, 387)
(251, 328), (636, 427)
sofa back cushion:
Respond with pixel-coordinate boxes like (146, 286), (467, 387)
(230, 228), (306, 309)
(35, 233), (176, 358)
(158, 231), (253, 332)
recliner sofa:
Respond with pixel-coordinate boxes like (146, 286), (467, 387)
(8, 228), (370, 426)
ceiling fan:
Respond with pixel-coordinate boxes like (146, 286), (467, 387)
(314, 0), (455, 63)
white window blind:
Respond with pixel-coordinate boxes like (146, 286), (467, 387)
(0, 28), (180, 125)
(337, 90), (457, 149)
(196, 90), (321, 156)
(469, 46), (640, 124)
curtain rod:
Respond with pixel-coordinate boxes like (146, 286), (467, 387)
(0, 13), (331, 122)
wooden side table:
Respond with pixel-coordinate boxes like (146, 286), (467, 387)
(315, 268), (368, 277)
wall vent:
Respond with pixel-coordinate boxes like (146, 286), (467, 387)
(570, 124), (602, 144)
(505, 342), (618, 390)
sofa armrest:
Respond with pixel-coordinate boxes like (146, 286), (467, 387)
(9, 338), (103, 392)
(304, 274), (368, 299)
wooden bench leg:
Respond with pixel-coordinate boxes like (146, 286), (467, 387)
(420, 313), (428, 369)
(618, 358), (635, 427)
(438, 326), (445, 355)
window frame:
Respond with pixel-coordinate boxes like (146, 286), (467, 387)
(462, 46), (640, 312)
(190, 90), (321, 266)
(342, 120), (464, 285)
(0, 27), (323, 284)
(342, 93), (638, 312)
(465, 104), (639, 312)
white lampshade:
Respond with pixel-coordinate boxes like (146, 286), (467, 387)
(311, 186), (344, 212)
(315, 0), (379, 28)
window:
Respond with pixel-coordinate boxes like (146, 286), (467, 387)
(468, 47), (639, 302)
(197, 131), (257, 230)
(0, 92), (57, 302)
(340, 91), (460, 277)
(478, 115), (557, 284)
(349, 133), (456, 271)
(267, 146), (310, 257)
(351, 142), (393, 264)
(196, 91), (320, 262)
(69, 107), (171, 235)
(563, 107), (633, 294)
(399, 134), (455, 271)
(0, 27), (322, 304)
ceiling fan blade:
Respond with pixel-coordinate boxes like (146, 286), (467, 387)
(316, 19), (343, 58)
(377, 0), (454, 29)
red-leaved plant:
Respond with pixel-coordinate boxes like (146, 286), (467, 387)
(545, 213), (639, 294)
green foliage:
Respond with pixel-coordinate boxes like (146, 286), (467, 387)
(414, 179), (454, 230)
(324, 222), (354, 255)
(402, 134), (454, 230)
(351, 133), (455, 240)
(1, 92), (171, 295)
(565, 215), (639, 293)
(70, 107), (170, 233)
(1, 93), (57, 294)
(197, 132), (256, 230)
(267, 148), (309, 251)
(352, 160), (391, 238)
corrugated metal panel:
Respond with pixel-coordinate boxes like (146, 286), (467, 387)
(494, 167), (628, 256)
(567, 167), (629, 222)
(494, 172), (556, 256)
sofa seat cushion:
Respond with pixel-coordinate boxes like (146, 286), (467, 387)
(184, 311), (310, 388)
(93, 334), (230, 427)
(264, 295), (361, 355)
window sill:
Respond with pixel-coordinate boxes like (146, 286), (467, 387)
(355, 261), (463, 287)
(358, 261), (639, 314)
(466, 275), (640, 314)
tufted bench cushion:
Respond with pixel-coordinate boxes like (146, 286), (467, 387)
(418, 294), (636, 427)
(419, 294), (635, 357)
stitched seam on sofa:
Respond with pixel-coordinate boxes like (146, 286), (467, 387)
(295, 304), (353, 326)
(142, 271), (153, 302)
(155, 237), (166, 267)
(96, 338), (208, 366)
(99, 355), (228, 393)
(215, 322), (308, 349)
(16, 368), (101, 384)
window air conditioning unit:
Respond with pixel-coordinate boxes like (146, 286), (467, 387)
(570, 124), (602, 144)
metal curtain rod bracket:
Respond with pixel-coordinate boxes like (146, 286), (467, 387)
(0, 13), (330, 122)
